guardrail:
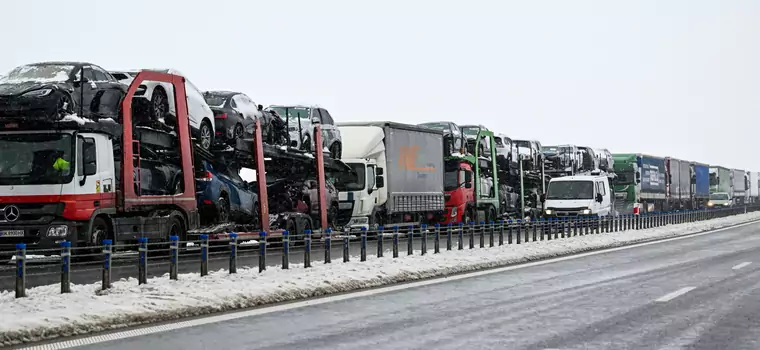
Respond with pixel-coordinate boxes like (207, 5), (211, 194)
(3, 206), (757, 299)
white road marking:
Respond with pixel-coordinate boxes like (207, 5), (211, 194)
(656, 287), (697, 302)
(732, 262), (752, 270)
(21, 220), (760, 350)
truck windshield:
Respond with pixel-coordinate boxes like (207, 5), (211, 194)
(546, 180), (594, 200)
(332, 163), (365, 191)
(615, 172), (635, 184)
(444, 169), (459, 191)
(710, 193), (729, 200)
(709, 172), (718, 186)
(0, 133), (74, 185)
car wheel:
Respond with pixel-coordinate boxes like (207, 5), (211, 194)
(217, 196), (230, 223)
(330, 143), (342, 159)
(234, 123), (244, 140)
(199, 119), (213, 150)
(57, 93), (74, 118)
(151, 87), (169, 122)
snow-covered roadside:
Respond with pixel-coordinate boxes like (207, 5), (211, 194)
(2, 212), (760, 346)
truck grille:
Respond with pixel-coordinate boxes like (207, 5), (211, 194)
(0, 203), (62, 224)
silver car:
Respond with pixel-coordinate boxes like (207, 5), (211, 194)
(266, 105), (342, 159)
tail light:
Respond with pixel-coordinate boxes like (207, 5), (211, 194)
(215, 113), (227, 119)
(196, 171), (213, 182)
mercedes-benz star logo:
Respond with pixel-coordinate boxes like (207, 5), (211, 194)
(4, 205), (19, 222)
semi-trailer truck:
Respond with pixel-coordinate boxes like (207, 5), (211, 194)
(731, 168), (747, 205)
(690, 162), (710, 209)
(665, 157), (691, 210)
(709, 166), (732, 195)
(335, 121), (445, 230)
(612, 153), (667, 214)
(750, 172), (760, 204)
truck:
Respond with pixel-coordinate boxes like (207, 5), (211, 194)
(731, 168), (747, 205)
(335, 121), (445, 230)
(750, 172), (760, 204)
(690, 162), (710, 209)
(709, 166), (732, 196)
(0, 72), (200, 252)
(612, 153), (667, 214)
(665, 157), (691, 210)
(441, 125), (500, 224)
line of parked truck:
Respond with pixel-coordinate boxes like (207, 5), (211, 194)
(0, 61), (757, 253)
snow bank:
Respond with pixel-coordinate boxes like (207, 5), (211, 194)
(1, 212), (759, 346)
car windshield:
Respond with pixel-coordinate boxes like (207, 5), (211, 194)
(332, 163), (365, 191)
(2, 64), (74, 83)
(203, 94), (228, 108)
(268, 106), (310, 121)
(516, 140), (532, 155)
(0, 133), (74, 185)
(546, 180), (594, 200)
(461, 127), (481, 137)
(419, 123), (451, 133)
(710, 193), (729, 200)
(444, 169), (459, 191)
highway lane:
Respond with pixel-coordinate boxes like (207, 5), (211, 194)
(63, 221), (760, 350)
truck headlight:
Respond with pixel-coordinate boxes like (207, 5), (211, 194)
(46, 225), (68, 237)
(582, 209), (591, 215)
(450, 207), (458, 218)
(707, 201), (713, 207)
(545, 209), (553, 215)
(724, 203), (730, 206)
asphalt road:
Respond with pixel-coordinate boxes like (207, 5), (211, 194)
(60, 221), (760, 350)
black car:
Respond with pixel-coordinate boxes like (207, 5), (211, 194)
(203, 91), (287, 146)
(0, 62), (125, 121)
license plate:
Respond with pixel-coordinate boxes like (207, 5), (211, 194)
(0, 230), (24, 237)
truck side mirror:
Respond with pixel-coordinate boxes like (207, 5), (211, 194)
(635, 171), (641, 184)
(465, 182), (472, 189)
(376, 176), (385, 189)
(311, 117), (321, 124)
(376, 167), (384, 176)
(541, 193), (547, 202)
(596, 193), (603, 203)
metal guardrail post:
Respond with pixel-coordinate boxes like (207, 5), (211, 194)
(573, 218), (578, 236)
(539, 218), (546, 241)
(377, 226), (384, 258)
(102, 239), (112, 289)
(531, 219), (537, 242)
(361, 227), (368, 261)
(139, 237), (148, 284)
(15, 243), (26, 298)
(525, 219), (531, 242)
(469, 222), (475, 249)
(458, 223), (464, 250)
(507, 220), (513, 244)
(283, 230), (290, 269)
(434, 224), (441, 254)
(60, 241), (71, 294)
(169, 236), (178, 280)
(304, 229), (312, 268)
(447, 223), (453, 251)
(498, 220), (504, 246)
(392, 226), (399, 258)
(343, 230), (350, 262)
(259, 231), (267, 272)
(516, 220), (522, 244)
(479, 221), (485, 248)
(324, 228), (332, 264)
(199, 235), (208, 277)
(229, 233), (238, 274)
(421, 224), (428, 255)
(490, 221), (495, 247)
(554, 218), (560, 239)
(407, 225), (414, 256)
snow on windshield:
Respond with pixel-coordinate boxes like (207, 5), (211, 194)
(1, 64), (73, 84)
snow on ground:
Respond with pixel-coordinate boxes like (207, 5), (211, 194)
(1, 212), (759, 346)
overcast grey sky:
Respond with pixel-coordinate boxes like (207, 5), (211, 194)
(2, 0), (758, 170)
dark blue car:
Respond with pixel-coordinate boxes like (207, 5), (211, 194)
(195, 159), (259, 225)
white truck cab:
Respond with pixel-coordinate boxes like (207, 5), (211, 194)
(543, 174), (612, 217)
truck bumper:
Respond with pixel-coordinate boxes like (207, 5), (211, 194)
(343, 216), (370, 231)
(0, 221), (84, 253)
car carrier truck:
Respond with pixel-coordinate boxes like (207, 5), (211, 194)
(335, 121), (445, 230)
(690, 161), (710, 209)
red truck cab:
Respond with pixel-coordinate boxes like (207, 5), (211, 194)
(442, 160), (474, 224)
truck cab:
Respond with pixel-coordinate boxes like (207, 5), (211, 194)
(543, 174), (612, 217)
